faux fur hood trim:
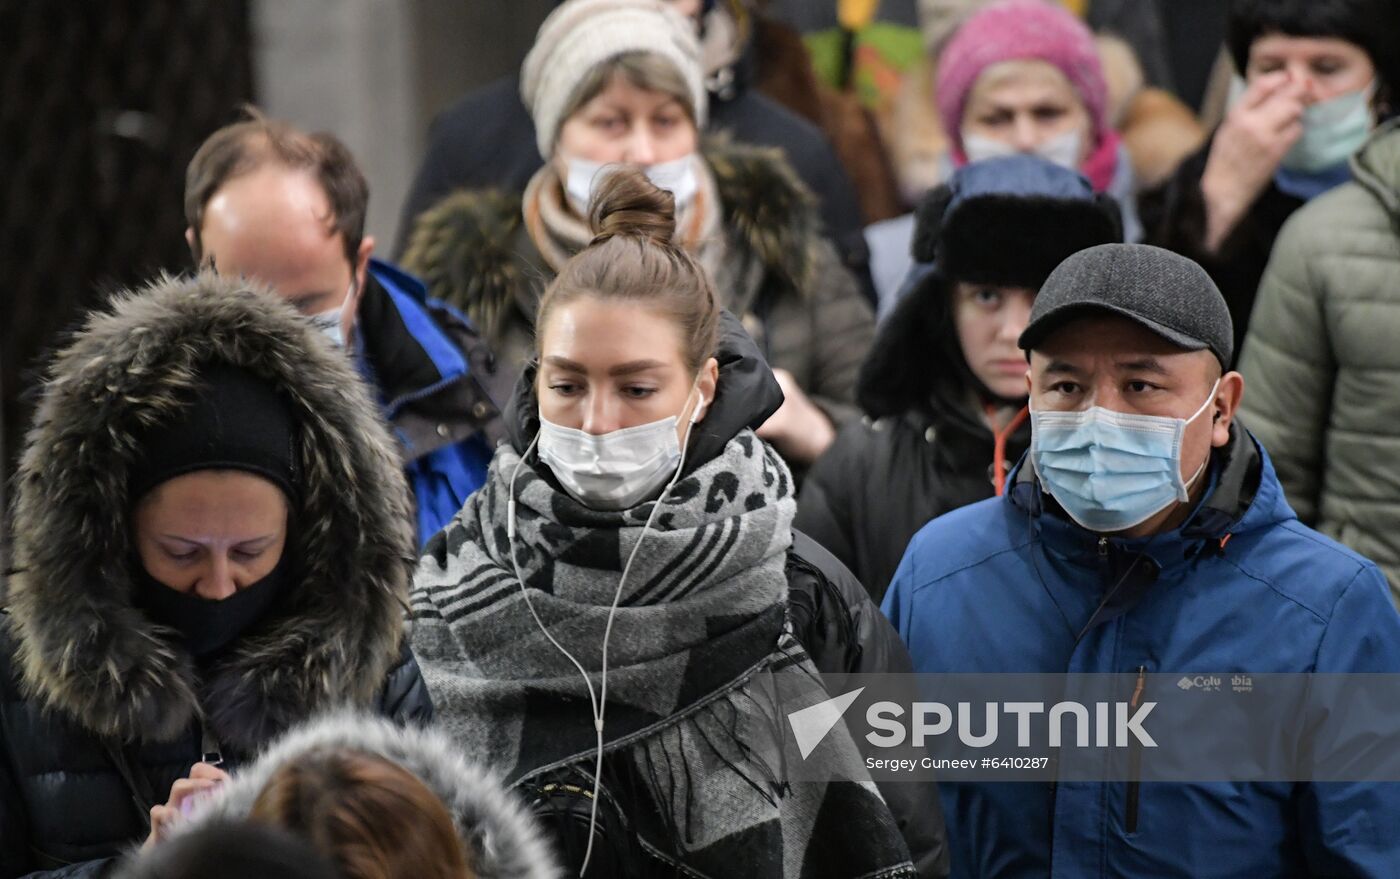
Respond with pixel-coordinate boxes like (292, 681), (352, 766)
(400, 139), (822, 331)
(6, 274), (416, 750)
(182, 713), (560, 879)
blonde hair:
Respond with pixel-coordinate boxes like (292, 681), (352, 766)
(560, 52), (698, 128)
(535, 167), (720, 373)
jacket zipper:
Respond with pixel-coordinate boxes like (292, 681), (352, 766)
(1126, 665), (1146, 834)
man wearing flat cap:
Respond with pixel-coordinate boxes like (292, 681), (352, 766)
(882, 244), (1400, 876)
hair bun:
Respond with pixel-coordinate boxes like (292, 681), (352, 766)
(588, 166), (676, 246)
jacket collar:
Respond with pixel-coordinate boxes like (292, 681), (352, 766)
(359, 260), (506, 459)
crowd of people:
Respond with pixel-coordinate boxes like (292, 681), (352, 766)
(3, 0), (1399, 876)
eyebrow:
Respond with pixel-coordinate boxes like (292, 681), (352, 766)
(542, 356), (668, 377)
(1042, 360), (1083, 376)
(286, 291), (334, 309)
(1116, 357), (1170, 376)
(160, 534), (277, 546)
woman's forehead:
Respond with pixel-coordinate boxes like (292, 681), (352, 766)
(969, 60), (1081, 105)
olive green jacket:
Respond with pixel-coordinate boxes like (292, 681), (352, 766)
(1239, 119), (1400, 603)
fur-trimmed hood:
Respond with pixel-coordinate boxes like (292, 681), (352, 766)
(4, 273), (416, 751)
(179, 713), (560, 879)
(401, 139), (824, 339)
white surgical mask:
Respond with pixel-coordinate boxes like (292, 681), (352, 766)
(564, 153), (700, 213)
(537, 386), (705, 511)
(962, 128), (1084, 171)
(307, 278), (356, 348)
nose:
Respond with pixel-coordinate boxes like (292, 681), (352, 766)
(999, 298), (1034, 343)
(579, 392), (623, 436)
(1011, 115), (1041, 152)
(1286, 63), (1319, 103)
(196, 553), (239, 601)
(624, 125), (658, 165)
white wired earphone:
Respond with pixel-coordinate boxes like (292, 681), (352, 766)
(507, 391), (706, 876)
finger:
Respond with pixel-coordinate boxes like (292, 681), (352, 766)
(168, 777), (218, 809)
(189, 762), (229, 782)
(1274, 120), (1304, 150)
(1259, 98), (1305, 134)
(148, 805), (174, 845)
(1242, 71), (1290, 108)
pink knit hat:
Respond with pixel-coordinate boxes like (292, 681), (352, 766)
(935, 0), (1107, 157)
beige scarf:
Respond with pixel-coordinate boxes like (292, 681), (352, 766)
(523, 155), (726, 281)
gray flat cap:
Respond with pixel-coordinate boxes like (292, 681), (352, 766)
(1018, 243), (1233, 368)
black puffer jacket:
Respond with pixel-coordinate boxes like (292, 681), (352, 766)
(797, 269), (1031, 602)
(0, 276), (434, 878)
(502, 311), (949, 877)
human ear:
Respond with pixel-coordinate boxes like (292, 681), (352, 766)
(692, 357), (719, 424)
(1210, 371), (1245, 447)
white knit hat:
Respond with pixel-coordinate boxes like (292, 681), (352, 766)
(520, 0), (707, 159)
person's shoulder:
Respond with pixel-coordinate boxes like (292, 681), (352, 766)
(896, 497), (1028, 592)
(1280, 186), (1395, 273)
(429, 75), (524, 134)
(1232, 516), (1384, 621)
(712, 90), (831, 160)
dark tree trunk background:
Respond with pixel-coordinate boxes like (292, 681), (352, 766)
(1, 1), (254, 573)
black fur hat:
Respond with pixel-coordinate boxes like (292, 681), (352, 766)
(859, 156), (1122, 418)
(911, 157), (1123, 290)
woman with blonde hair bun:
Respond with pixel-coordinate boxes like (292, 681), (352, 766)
(408, 167), (947, 877)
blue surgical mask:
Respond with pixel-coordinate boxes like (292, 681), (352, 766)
(1030, 380), (1219, 533)
(1282, 82), (1375, 173)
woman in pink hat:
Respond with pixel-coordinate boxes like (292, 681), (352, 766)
(933, 0), (1141, 241)
(865, 0), (1142, 312)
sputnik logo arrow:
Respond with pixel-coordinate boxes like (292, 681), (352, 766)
(787, 687), (865, 759)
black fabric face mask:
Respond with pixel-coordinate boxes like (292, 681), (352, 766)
(134, 551), (291, 659)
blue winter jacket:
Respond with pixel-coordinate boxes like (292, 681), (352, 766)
(360, 260), (507, 545)
(882, 424), (1400, 878)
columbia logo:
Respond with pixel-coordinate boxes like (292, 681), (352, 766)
(1177, 676), (1196, 691)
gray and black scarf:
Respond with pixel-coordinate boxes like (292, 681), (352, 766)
(410, 430), (915, 877)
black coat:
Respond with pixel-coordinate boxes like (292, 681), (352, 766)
(1138, 138), (1305, 364)
(392, 74), (872, 298)
(0, 277), (437, 877)
(502, 311), (949, 878)
(796, 269), (1031, 602)
(0, 632), (431, 878)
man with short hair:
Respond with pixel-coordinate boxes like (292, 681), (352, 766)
(185, 111), (509, 544)
(883, 243), (1400, 876)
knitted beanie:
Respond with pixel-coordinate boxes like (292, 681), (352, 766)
(935, 0), (1107, 156)
(521, 0), (707, 159)
(129, 362), (299, 504)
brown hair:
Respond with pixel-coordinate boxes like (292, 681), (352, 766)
(535, 166), (721, 373)
(184, 106), (368, 266)
(249, 748), (474, 879)
(559, 51), (697, 129)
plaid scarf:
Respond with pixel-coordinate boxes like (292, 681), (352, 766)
(410, 430), (915, 877)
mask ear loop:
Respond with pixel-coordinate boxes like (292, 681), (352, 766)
(508, 386), (705, 876)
